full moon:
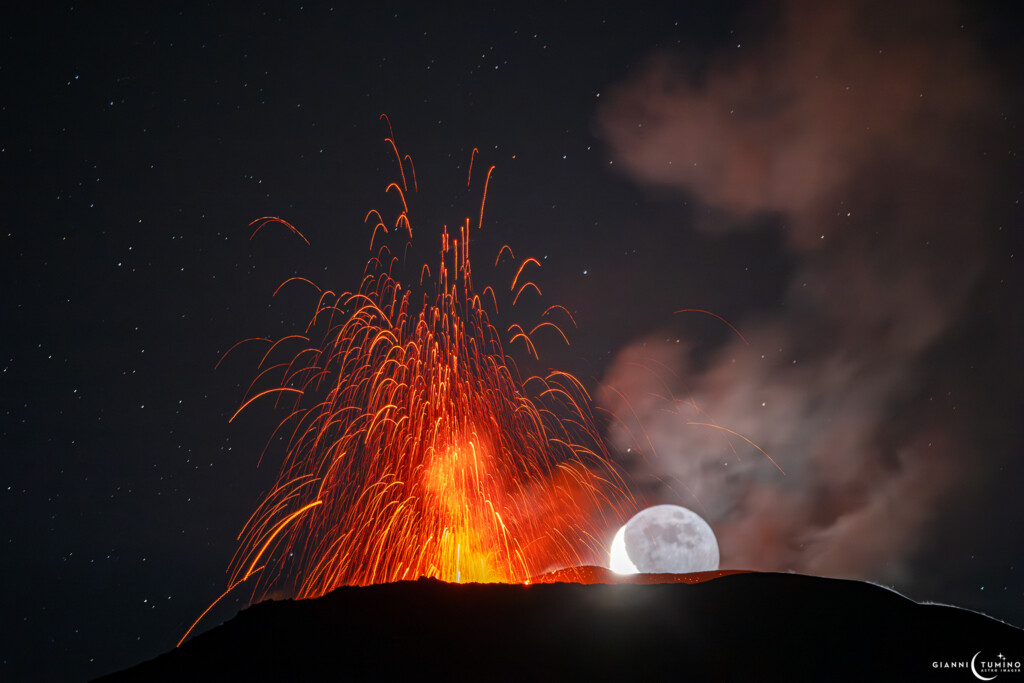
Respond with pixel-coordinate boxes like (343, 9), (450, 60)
(609, 505), (719, 574)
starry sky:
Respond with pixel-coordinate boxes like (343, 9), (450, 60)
(2, 2), (1022, 680)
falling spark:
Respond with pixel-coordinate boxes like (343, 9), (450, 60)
(190, 119), (632, 639)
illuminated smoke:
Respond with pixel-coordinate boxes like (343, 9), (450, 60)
(597, 0), (1006, 584)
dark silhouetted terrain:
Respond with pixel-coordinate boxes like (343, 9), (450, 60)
(98, 572), (1024, 682)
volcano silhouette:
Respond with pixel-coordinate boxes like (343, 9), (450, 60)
(98, 570), (1023, 682)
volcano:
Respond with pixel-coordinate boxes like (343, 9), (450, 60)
(98, 571), (1023, 682)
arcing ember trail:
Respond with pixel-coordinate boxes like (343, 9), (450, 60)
(181, 118), (631, 645)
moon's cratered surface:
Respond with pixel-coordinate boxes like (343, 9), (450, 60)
(613, 504), (719, 574)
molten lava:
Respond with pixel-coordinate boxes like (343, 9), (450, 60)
(222, 119), (630, 604)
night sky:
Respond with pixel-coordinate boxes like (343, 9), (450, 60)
(3, 2), (1022, 680)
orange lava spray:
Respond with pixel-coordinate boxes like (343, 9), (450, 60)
(199, 120), (631, 626)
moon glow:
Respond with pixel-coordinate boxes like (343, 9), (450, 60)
(609, 524), (639, 574)
(609, 505), (719, 574)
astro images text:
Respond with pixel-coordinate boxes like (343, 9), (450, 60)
(932, 652), (1021, 678)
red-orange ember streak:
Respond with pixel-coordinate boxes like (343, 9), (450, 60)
(685, 422), (785, 474)
(249, 216), (310, 245)
(467, 147), (478, 187)
(673, 308), (749, 345)
(200, 126), (632, 632)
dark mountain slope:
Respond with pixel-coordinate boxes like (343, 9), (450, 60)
(98, 572), (1024, 682)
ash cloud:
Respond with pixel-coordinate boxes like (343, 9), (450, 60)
(596, 1), (1007, 584)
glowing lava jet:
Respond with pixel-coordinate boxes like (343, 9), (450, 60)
(205, 119), (630, 624)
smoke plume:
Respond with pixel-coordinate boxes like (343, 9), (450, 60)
(596, 0), (1005, 584)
